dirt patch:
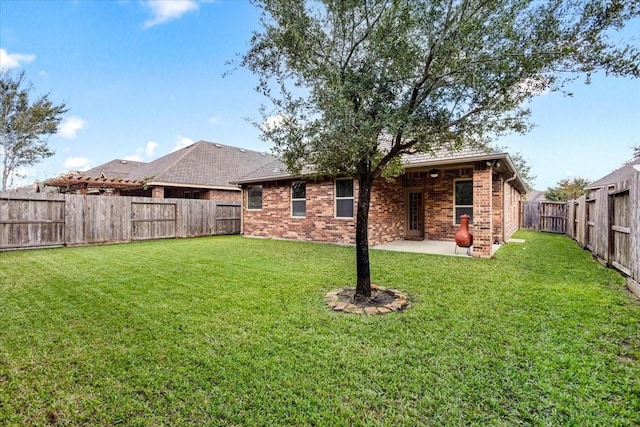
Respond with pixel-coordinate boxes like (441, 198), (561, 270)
(325, 285), (409, 315)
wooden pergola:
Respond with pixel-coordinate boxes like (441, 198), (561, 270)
(44, 175), (146, 195)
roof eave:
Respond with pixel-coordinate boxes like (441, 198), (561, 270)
(403, 152), (508, 168)
(144, 181), (241, 191)
(235, 152), (528, 194)
(404, 152), (527, 194)
(233, 173), (295, 185)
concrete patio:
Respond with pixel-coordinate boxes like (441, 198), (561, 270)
(371, 239), (502, 257)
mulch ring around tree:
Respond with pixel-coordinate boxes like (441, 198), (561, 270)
(325, 285), (409, 315)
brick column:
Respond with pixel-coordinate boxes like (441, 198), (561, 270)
(472, 163), (492, 258)
(151, 186), (165, 198)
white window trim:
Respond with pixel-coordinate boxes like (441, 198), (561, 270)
(247, 185), (263, 211)
(453, 179), (473, 225)
(291, 181), (306, 218)
(335, 178), (354, 219)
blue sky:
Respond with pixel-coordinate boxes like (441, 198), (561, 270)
(1, 0), (639, 191)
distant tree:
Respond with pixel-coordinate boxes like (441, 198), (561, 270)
(545, 177), (591, 201)
(242, 0), (640, 299)
(0, 71), (68, 190)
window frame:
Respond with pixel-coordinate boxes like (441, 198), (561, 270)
(335, 178), (354, 219)
(290, 181), (306, 217)
(453, 179), (473, 225)
(247, 185), (263, 210)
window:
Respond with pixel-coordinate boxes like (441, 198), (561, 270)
(454, 180), (473, 224)
(247, 185), (262, 210)
(335, 179), (354, 218)
(291, 182), (306, 217)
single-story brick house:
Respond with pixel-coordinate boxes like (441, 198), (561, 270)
(46, 141), (276, 201)
(235, 146), (527, 258)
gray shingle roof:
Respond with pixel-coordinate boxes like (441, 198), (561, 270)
(84, 141), (276, 189)
(235, 144), (498, 183)
(83, 159), (147, 180)
(401, 145), (493, 164)
(140, 141), (275, 189)
(585, 156), (640, 190)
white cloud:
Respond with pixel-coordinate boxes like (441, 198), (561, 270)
(0, 48), (36, 71)
(145, 141), (159, 156)
(261, 114), (287, 132)
(123, 154), (143, 162)
(57, 116), (87, 139)
(172, 135), (194, 152)
(125, 141), (159, 162)
(64, 157), (92, 171)
(566, 170), (575, 177)
(143, 0), (199, 29)
(208, 115), (222, 124)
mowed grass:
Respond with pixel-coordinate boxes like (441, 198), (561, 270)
(0, 231), (638, 426)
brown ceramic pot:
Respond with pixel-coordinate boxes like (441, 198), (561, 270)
(455, 214), (473, 247)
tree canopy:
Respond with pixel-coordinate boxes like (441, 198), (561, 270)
(242, 0), (640, 298)
(0, 71), (68, 191)
(545, 177), (591, 201)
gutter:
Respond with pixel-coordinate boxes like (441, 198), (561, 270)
(144, 181), (241, 191)
(403, 152), (510, 169)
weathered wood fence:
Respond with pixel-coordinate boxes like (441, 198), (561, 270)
(565, 172), (640, 296)
(0, 193), (240, 251)
(522, 171), (639, 297)
(521, 201), (566, 233)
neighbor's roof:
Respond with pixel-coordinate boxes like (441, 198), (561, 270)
(134, 140), (275, 190)
(235, 143), (527, 193)
(83, 159), (147, 180)
(48, 141), (276, 191)
(584, 156), (640, 190)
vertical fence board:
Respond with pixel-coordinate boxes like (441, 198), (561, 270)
(609, 188), (631, 275)
(628, 172), (640, 296)
(520, 201), (540, 230)
(575, 195), (586, 246)
(216, 203), (241, 235)
(593, 187), (610, 263)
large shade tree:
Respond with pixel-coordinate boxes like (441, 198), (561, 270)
(0, 71), (68, 191)
(241, 0), (639, 299)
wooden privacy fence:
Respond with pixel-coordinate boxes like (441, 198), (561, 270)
(521, 201), (566, 233)
(564, 171), (639, 296)
(0, 193), (240, 250)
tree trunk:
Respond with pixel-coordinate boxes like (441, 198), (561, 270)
(354, 176), (373, 299)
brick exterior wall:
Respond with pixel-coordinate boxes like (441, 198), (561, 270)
(242, 166), (521, 258)
(422, 170), (474, 240)
(151, 186), (165, 198)
(202, 189), (241, 202)
(472, 163), (493, 258)
(243, 179), (357, 245)
(369, 178), (405, 244)
(492, 175), (504, 243)
(503, 180), (521, 240)
(242, 178), (405, 246)
(150, 186), (241, 202)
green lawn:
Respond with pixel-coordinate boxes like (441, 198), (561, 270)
(1, 231), (638, 426)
